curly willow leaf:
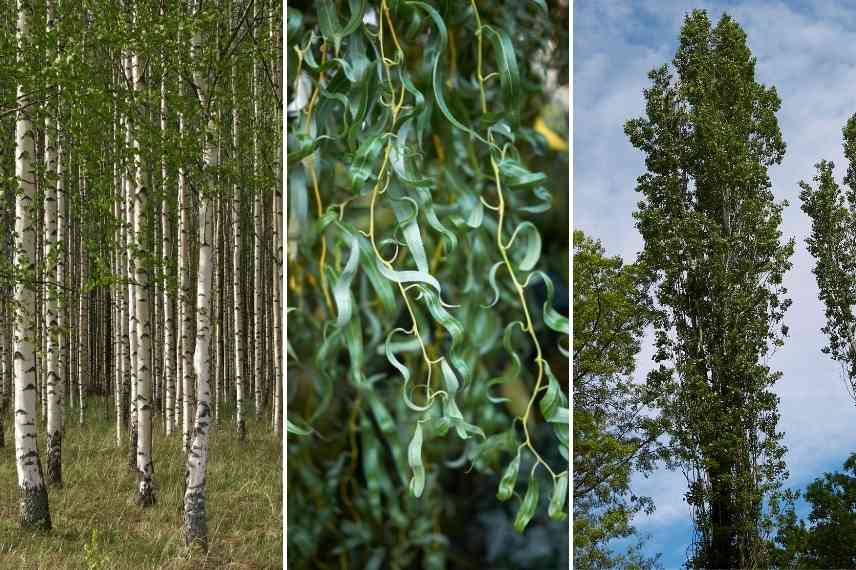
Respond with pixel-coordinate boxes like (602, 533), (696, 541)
(406, 1), (489, 145)
(318, 0), (367, 55)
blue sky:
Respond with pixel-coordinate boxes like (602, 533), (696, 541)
(575, 1), (856, 567)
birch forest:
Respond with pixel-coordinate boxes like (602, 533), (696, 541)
(0, 0), (282, 566)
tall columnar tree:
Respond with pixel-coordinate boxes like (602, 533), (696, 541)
(800, 114), (856, 399)
(625, 10), (793, 568)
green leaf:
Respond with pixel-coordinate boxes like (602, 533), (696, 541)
(498, 157), (547, 188)
(287, 133), (331, 166)
(332, 234), (361, 327)
(385, 328), (432, 412)
(513, 471), (540, 533)
(483, 25), (521, 125)
(528, 271), (569, 335)
(287, 418), (312, 436)
(508, 221), (541, 272)
(497, 449), (521, 501)
(419, 287), (471, 384)
(356, 235), (397, 316)
(406, 1), (488, 145)
(408, 422), (426, 497)
(350, 133), (386, 192)
(414, 186), (457, 253)
(548, 472), (568, 521)
(377, 262), (442, 296)
(317, 0), (367, 55)
(483, 261), (504, 308)
(390, 121), (433, 189)
(389, 184), (430, 272)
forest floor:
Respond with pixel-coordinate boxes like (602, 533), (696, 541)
(0, 397), (282, 569)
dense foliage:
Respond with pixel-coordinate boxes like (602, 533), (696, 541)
(285, 0), (569, 567)
(572, 229), (662, 568)
(0, 0), (281, 556)
(770, 454), (856, 568)
(800, 114), (856, 399)
(625, 10), (794, 568)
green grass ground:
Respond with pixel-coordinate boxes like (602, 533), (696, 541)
(0, 397), (282, 569)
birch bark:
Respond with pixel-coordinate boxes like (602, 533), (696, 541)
(184, 6), (217, 545)
(44, 0), (62, 480)
(231, 63), (246, 439)
(14, 0), (51, 529)
(131, 47), (155, 506)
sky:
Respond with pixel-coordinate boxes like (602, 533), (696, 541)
(575, 1), (856, 567)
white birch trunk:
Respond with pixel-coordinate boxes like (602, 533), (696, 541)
(44, 3), (63, 479)
(179, 111), (194, 452)
(130, 50), (155, 506)
(183, 3), (224, 541)
(252, 6), (263, 416)
(13, 0), (51, 529)
(113, 78), (123, 446)
(160, 51), (175, 437)
(272, 173), (282, 435)
(231, 64), (246, 439)
(77, 171), (86, 427)
(124, 55), (139, 469)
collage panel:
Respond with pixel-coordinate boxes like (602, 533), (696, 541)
(285, 1), (570, 568)
(576, 2), (856, 568)
(0, 0), (283, 567)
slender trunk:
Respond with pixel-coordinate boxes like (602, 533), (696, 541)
(130, 48), (155, 506)
(252, 6), (262, 416)
(44, 2), (63, 480)
(161, 64), (175, 437)
(113, 73), (123, 445)
(231, 64), (246, 439)
(13, 0), (51, 529)
(184, 19), (216, 543)
(272, 172), (282, 435)
(179, 111), (193, 452)
(77, 171), (87, 426)
(125, 53), (139, 470)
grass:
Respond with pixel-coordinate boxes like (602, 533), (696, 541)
(0, 397), (282, 569)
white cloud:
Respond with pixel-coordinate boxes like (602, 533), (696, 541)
(576, 0), (856, 561)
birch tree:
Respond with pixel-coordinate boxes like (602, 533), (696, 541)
(184, 1), (216, 544)
(13, 0), (51, 530)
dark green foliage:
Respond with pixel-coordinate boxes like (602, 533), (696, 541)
(625, 10), (793, 568)
(771, 455), (856, 568)
(286, 0), (568, 567)
(800, 115), (856, 398)
(572, 229), (662, 568)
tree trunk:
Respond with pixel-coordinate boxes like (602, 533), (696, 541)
(44, 3), (63, 480)
(184, 18), (216, 543)
(179, 111), (194, 452)
(130, 48), (155, 507)
(13, 0), (51, 529)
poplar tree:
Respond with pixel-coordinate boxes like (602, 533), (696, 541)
(625, 10), (793, 568)
(800, 114), (856, 399)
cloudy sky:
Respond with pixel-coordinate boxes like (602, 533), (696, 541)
(575, 1), (856, 566)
